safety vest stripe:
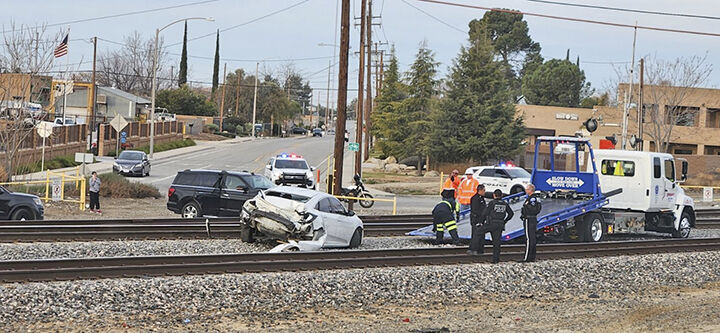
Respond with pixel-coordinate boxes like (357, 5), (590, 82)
(446, 224), (458, 231)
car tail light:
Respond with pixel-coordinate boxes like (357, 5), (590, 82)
(168, 187), (175, 197)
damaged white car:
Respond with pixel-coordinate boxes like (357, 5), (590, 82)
(239, 186), (363, 250)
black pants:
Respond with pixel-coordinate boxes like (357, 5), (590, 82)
(469, 224), (483, 253)
(523, 217), (538, 262)
(480, 224), (503, 263)
(89, 191), (100, 210)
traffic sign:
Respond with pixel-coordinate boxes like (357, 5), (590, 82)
(703, 187), (713, 202)
(109, 115), (128, 133)
(51, 181), (62, 201)
(36, 121), (53, 138)
(348, 142), (360, 152)
(121, 131), (127, 137)
(120, 137), (127, 144)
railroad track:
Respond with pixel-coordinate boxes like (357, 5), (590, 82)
(2, 237), (719, 283)
(695, 208), (720, 229)
(0, 215), (432, 242)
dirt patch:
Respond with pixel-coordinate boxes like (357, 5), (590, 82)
(43, 197), (176, 220)
(364, 171), (440, 195)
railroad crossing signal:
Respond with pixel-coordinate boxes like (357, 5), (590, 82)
(348, 142), (359, 152)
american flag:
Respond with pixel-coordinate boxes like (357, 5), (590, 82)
(54, 34), (68, 58)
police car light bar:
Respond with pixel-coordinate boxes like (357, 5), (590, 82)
(278, 153), (302, 158)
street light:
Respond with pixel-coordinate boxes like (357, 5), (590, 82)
(150, 16), (214, 158)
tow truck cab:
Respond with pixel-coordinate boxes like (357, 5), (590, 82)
(590, 150), (694, 237)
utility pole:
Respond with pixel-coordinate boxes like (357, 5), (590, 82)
(325, 59), (332, 129)
(333, 0), (350, 195)
(379, 50), (384, 93)
(638, 58), (644, 151)
(91, 37), (97, 133)
(621, 24), (638, 150)
(364, 0), (373, 160)
(354, 0), (367, 178)
(219, 63), (227, 131)
(235, 69), (241, 117)
(170, 66), (174, 87)
(252, 62), (259, 138)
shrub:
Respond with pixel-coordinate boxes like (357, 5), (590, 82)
(98, 173), (161, 199)
(205, 123), (219, 133)
(132, 139), (196, 154)
(215, 132), (235, 138)
(15, 154), (83, 174)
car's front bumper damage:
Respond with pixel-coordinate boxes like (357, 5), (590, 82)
(240, 195), (322, 246)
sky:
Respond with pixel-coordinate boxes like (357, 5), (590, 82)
(2, 0), (720, 107)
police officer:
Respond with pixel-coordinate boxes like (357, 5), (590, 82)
(482, 189), (514, 263)
(432, 192), (461, 245)
(520, 184), (542, 262)
(467, 184), (487, 256)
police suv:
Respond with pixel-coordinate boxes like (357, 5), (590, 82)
(265, 153), (317, 190)
(469, 164), (531, 196)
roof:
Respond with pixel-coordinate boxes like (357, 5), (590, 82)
(593, 149), (673, 159)
(537, 136), (590, 143)
(98, 86), (151, 104)
(182, 169), (253, 176)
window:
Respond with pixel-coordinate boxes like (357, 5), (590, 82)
(173, 172), (195, 185)
(494, 169), (510, 178)
(316, 198), (332, 212)
(600, 160), (635, 177)
(266, 191), (310, 202)
(242, 175), (274, 189)
(223, 175), (247, 190)
(327, 197), (347, 214)
(664, 159), (675, 182)
(653, 158), (661, 179)
(196, 173), (220, 188)
(274, 159), (309, 169)
(479, 169), (494, 177)
(506, 168), (531, 178)
(674, 149), (693, 155)
(118, 151), (144, 160)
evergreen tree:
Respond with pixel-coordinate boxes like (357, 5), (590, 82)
(521, 59), (592, 107)
(371, 47), (408, 158)
(428, 25), (524, 164)
(211, 29), (220, 96)
(178, 21), (188, 86)
(566, 49), (570, 61)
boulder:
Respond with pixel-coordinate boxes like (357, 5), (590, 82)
(376, 159), (387, 170)
(384, 156), (397, 164)
(424, 170), (440, 178)
(384, 163), (402, 173)
(405, 166), (416, 171)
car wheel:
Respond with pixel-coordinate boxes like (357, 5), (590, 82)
(672, 212), (692, 238)
(181, 201), (202, 218)
(11, 208), (34, 221)
(240, 224), (255, 243)
(358, 193), (374, 208)
(349, 228), (363, 248)
(510, 186), (524, 194)
(580, 213), (604, 242)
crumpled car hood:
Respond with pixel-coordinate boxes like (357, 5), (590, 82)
(242, 194), (318, 240)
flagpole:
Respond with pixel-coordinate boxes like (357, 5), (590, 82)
(62, 26), (70, 121)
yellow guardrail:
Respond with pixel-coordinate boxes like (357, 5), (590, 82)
(333, 194), (397, 215)
(681, 185), (720, 189)
(0, 167), (86, 211)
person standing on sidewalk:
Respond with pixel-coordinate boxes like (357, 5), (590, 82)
(89, 171), (102, 214)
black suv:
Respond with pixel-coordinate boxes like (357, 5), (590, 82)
(167, 169), (274, 218)
(0, 186), (44, 220)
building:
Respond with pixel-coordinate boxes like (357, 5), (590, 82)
(51, 82), (150, 124)
(0, 73), (52, 107)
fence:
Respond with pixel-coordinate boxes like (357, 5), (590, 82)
(0, 167), (86, 211)
(97, 120), (184, 156)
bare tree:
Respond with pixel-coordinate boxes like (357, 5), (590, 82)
(96, 31), (170, 97)
(640, 55), (712, 153)
(0, 22), (60, 180)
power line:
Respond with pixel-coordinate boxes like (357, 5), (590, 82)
(169, 0), (311, 47)
(418, 0), (720, 38)
(525, 0), (720, 21)
(0, 0), (220, 35)
(401, 0), (465, 34)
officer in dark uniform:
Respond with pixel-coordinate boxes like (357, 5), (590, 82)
(467, 184), (487, 255)
(431, 192), (461, 245)
(520, 184), (542, 262)
(482, 189), (514, 263)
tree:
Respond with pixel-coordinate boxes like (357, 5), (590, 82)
(521, 59), (592, 107)
(579, 92), (609, 109)
(0, 23), (58, 180)
(211, 30), (220, 97)
(428, 26), (524, 164)
(178, 20), (188, 86)
(156, 85), (217, 116)
(371, 48), (408, 158)
(640, 55), (713, 153)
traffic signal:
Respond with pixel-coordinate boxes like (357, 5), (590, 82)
(605, 136), (617, 145)
(583, 118), (598, 132)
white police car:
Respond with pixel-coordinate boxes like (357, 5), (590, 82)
(470, 163), (531, 196)
(265, 153), (317, 190)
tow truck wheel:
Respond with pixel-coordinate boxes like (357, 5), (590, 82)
(672, 212), (692, 238)
(581, 213), (604, 242)
(349, 228), (363, 248)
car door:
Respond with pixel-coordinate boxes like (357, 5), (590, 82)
(326, 197), (356, 246)
(264, 158), (274, 179)
(314, 198), (346, 246)
(194, 172), (222, 216)
(141, 153), (150, 174)
(0, 188), (10, 219)
(219, 174), (253, 216)
(494, 169), (512, 193)
(660, 158), (677, 209)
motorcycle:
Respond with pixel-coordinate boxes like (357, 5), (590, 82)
(340, 174), (374, 208)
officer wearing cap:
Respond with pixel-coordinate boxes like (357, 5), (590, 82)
(519, 184), (542, 262)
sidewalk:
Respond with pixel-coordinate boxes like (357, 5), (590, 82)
(11, 137), (253, 181)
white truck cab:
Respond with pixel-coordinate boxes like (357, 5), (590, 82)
(591, 149), (694, 238)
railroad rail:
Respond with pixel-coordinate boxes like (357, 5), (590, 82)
(2, 238), (719, 282)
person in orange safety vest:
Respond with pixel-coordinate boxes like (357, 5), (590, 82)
(441, 169), (461, 199)
(457, 170), (480, 212)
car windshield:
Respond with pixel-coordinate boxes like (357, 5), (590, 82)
(265, 191), (310, 203)
(118, 151), (143, 160)
(275, 159), (308, 169)
(243, 175), (274, 189)
(506, 168), (531, 178)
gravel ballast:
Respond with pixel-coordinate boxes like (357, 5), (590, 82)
(2, 250), (720, 331)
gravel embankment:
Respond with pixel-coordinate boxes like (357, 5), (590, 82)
(2, 250), (720, 331)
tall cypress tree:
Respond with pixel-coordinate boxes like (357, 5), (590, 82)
(178, 20), (188, 87)
(371, 47), (407, 158)
(211, 29), (220, 96)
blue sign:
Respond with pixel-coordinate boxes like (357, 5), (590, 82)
(121, 131), (127, 137)
(120, 137), (126, 144)
(533, 170), (595, 194)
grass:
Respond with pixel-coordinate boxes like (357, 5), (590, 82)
(108, 139), (196, 157)
(15, 154), (92, 174)
(6, 172), (161, 199)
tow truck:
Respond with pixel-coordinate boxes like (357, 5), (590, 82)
(409, 136), (695, 242)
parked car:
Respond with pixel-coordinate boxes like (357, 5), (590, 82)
(154, 112), (176, 122)
(471, 164), (532, 195)
(312, 128), (323, 137)
(53, 118), (76, 127)
(167, 169), (274, 218)
(113, 150), (151, 177)
(240, 186), (363, 250)
(265, 153), (316, 189)
(291, 127), (308, 135)
(0, 186), (44, 220)
(327, 129), (335, 135)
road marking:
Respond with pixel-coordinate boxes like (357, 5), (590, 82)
(150, 174), (176, 184)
